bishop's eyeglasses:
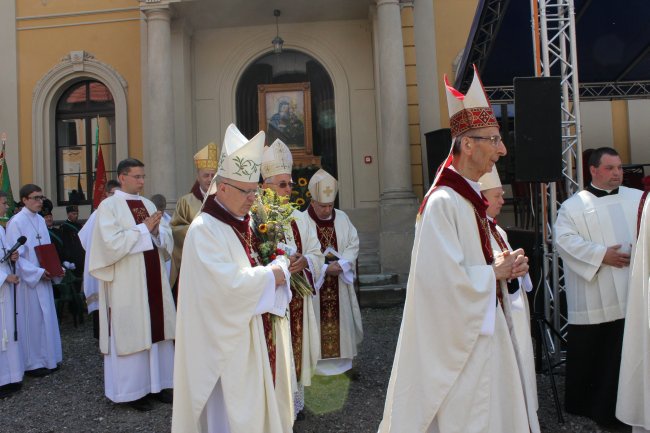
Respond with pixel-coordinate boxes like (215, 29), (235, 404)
(467, 135), (503, 147)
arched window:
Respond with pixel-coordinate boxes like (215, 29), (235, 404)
(55, 80), (116, 205)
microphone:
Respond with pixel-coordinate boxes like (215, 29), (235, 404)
(0, 236), (26, 263)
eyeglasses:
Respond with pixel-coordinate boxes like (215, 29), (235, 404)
(28, 195), (45, 201)
(224, 183), (258, 197)
(125, 174), (146, 180)
(468, 135), (503, 147)
(266, 181), (295, 189)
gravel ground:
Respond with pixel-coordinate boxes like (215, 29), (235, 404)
(0, 306), (632, 433)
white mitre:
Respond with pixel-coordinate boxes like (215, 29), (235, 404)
(479, 165), (502, 191)
(207, 124), (264, 195)
(261, 139), (293, 179)
(308, 169), (338, 203)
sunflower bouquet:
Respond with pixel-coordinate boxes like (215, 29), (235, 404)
(251, 188), (314, 298)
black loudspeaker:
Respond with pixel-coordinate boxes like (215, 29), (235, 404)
(514, 77), (563, 182)
(424, 128), (452, 188)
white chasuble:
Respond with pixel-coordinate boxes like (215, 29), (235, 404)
(6, 208), (62, 370)
(172, 212), (294, 433)
(89, 191), (176, 356)
(489, 222), (540, 432)
(378, 186), (529, 433)
(304, 208), (363, 375)
(617, 196), (650, 430)
(0, 226), (24, 386)
(78, 211), (99, 313)
(285, 209), (323, 386)
(555, 186), (642, 325)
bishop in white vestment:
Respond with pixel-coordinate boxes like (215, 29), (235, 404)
(0, 191), (24, 396)
(173, 125), (294, 433)
(617, 190), (650, 432)
(7, 185), (62, 374)
(262, 139), (323, 417)
(555, 147), (642, 424)
(379, 67), (532, 433)
(304, 169), (363, 376)
(89, 159), (176, 409)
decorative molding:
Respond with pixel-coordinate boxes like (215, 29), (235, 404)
(16, 6), (139, 21)
(32, 51), (129, 199)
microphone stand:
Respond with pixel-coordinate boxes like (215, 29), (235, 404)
(10, 260), (17, 341)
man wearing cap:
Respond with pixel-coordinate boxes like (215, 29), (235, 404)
(6, 184), (62, 377)
(261, 139), (323, 419)
(303, 169), (363, 379)
(89, 159), (175, 411)
(173, 125), (294, 433)
(169, 143), (218, 293)
(480, 166), (540, 431)
(78, 179), (120, 339)
(379, 67), (532, 432)
(59, 204), (85, 298)
(555, 146), (643, 427)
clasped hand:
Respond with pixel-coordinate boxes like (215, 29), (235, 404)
(289, 253), (308, 274)
(144, 211), (162, 235)
(493, 248), (529, 280)
(602, 244), (630, 268)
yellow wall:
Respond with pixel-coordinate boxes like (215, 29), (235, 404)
(433, 0), (480, 128)
(401, 5), (424, 200)
(16, 0), (143, 187)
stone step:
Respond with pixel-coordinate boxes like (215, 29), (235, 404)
(358, 233), (379, 250)
(358, 263), (381, 275)
(359, 284), (406, 308)
(358, 273), (398, 287)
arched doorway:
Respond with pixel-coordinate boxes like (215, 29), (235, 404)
(55, 80), (116, 205)
(236, 50), (337, 178)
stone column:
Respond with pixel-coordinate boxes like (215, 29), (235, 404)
(144, 6), (176, 199)
(375, 0), (418, 279)
(377, 0), (416, 204)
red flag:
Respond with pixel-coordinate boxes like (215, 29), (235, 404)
(92, 146), (107, 209)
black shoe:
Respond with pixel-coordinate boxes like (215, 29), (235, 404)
(345, 368), (361, 381)
(0, 382), (21, 399)
(150, 389), (173, 404)
(25, 368), (51, 377)
(125, 396), (153, 412)
(296, 410), (306, 421)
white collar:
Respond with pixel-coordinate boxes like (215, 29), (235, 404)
(449, 165), (482, 197)
(114, 190), (142, 200)
(20, 207), (39, 219)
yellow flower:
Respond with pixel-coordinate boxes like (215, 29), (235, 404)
(258, 223), (268, 233)
(291, 190), (299, 196)
(305, 191), (311, 198)
(296, 198), (306, 206)
(298, 177), (308, 187)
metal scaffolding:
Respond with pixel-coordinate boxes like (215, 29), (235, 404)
(532, 0), (583, 361)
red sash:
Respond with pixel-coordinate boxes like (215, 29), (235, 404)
(307, 206), (341, 359)
(201, 196), (276, 384)
(125, 200), (165, 344)
(288, 220), (306, 379)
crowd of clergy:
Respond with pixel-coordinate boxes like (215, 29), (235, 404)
(1, 66), (650, 433)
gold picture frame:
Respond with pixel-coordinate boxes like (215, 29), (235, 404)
(258, 82), (314, 158)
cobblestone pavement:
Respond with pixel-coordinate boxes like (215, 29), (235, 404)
(0, 306), (631, 433)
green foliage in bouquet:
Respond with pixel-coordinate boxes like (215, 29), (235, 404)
(251, 188), (313, 298)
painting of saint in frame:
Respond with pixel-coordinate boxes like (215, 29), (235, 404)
(258, 82), (313, 154)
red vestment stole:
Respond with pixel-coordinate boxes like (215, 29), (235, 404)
(488, 220), (509, 305)
(288, 220), (315, 380)
(307, 206), (341, 359)
(125, 200), (165, 344)
(202, 196), (276, 384)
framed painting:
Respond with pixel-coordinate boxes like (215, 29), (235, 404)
(258, 82), (313, 155)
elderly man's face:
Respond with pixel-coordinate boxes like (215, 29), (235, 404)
(263, 174), (293, 200)
(465, 126), (507, 178)
(216, 179), (258, 218)
(44, 214), (54, 228)
(68, 211), (79, 222)
(311, 200), (334, 220)
(484, 187), (505, 219)
(197, 168), (217, 192)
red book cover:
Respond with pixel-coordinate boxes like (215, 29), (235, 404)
(34, 244), (64, 278)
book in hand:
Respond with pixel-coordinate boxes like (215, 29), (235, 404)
(34, 244), (65, 278)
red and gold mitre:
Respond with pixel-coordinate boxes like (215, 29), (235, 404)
(445, 65), (498, 137)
